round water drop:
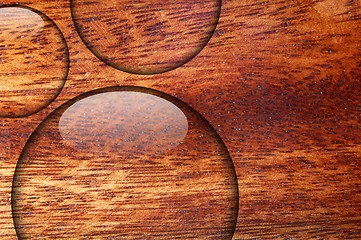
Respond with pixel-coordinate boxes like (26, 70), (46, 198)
(12, 86), (238, 239)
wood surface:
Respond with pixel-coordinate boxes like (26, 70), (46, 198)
(0, 0), (360, 239)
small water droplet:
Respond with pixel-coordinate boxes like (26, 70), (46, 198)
(0, 6), (68, 118)
(70, 0), (221, 74)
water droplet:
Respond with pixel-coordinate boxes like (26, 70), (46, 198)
(0, 6), (69, 118)
(12, 87), (238, 239)
(70, 0), (221, 74)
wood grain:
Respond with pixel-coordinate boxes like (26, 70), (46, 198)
(0, 0), (361, 239)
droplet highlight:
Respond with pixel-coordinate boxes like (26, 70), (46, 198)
(59, 91), (189, 154)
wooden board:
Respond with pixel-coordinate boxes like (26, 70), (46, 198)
(1, 0), (361, 239)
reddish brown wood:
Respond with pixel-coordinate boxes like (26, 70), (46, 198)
(0, 0), (361, 239)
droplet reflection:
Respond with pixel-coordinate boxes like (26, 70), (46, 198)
(59, 91), (188, 155)
(0, 7), (44, 30)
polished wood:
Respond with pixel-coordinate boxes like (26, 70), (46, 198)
(1, 0), (361, 239)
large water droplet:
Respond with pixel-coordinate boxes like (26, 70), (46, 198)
(0, 6), (68, 118)
(12, 87), (238, 239)
(71, 0), (221, 74)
